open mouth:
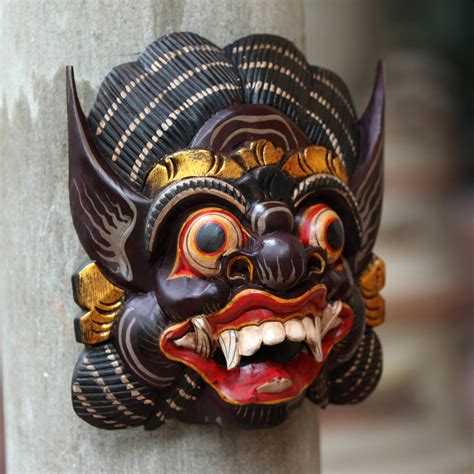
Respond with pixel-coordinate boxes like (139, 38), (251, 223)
(160, 285), (354, 405)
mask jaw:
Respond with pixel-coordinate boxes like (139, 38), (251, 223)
(67, 66), (153, 291)
(350, 61), (385, 275)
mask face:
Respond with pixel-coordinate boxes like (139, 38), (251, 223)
(68, 33), (386, 430)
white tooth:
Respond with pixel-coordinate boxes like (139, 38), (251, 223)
(218, 330), (240, 370)
(284, 319), (305, 342)
(303, 316), (323, 362)
(191, 315), (214, 358)
(262, 321), (285, 346)
(174, 333), (196, 350)
(321, 300), (343, 338)
(238, 325), (262, 356)
(256, 377), (293, 394)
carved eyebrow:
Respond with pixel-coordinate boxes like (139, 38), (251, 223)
(144, 177), (247, 256)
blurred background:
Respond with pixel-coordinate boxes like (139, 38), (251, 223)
(304, 0), (473, 472)
(1, 0), (473, 472)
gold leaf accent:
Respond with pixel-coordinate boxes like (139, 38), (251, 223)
(143, 140), (346, 195)
(234, 140), (284, 169)
(144, 149), (245, 196)
(359, 255), (386, 327)
(73, 262), (125, 344)
(282, 146), (349, 183)
(143, 140), (285, 195)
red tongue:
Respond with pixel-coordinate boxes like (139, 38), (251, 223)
(200, 353), (322, 404)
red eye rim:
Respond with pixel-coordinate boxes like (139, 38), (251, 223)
(298, 203), (345, 264)
(298, 203), (328, 246)
(169, 208), (247, 279)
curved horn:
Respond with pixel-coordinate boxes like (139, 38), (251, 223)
(350, 61), (385, 275)
(67, 66), (153, 291)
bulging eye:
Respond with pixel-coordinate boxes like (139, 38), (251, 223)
(298, 203), (345, 264)
(172, 208), (245, 278)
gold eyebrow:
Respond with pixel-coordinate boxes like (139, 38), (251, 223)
(143, 139), (348, 196)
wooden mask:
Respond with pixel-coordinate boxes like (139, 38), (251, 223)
(68, 33), (385, 430)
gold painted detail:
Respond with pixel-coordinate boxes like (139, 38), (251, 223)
(144, 149), (245, 196)
(282, 146), (349, 183)
(73, 262), (125, 344)
(143, 139), (347, 195)
(359, 255), (386, 327)
(234, 139), (284, 170)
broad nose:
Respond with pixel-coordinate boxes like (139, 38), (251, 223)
(254, 232), (306, 291)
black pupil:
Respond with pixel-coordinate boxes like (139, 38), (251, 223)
(195, 222), (226, 253)
(326, 219), (344, 250)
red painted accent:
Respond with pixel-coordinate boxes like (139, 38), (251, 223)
(173, 207), (247, 279)
(172, 208), (248, 278)
(299, 203), (327, 246)
(161, 287), (354, 405)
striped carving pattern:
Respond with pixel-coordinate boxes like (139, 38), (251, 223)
(328, 327), (383, 404)
(88, 33), (243, 188)
(145, 371), (201, 430)
(72, 343), (158, 429)
(233, 402), (293, 428)
(88, 33), (360, 190)
(306, 366), (329, 407)
(226, 34), (359, 174)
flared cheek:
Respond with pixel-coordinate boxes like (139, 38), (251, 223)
(321, 263), (354, 301)
(326, 288), (366, 370)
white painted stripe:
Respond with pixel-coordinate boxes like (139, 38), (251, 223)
(109, 61), (236, 162)
(209, 113), (298, 148)
(118, 308), (175, 386)
(312, 73), (357, 119)
(255, 206), (293, 236)
(220, 127), (290, 150)
(244, 80), (343, 159)
(130, 82), (241, 182)
(96, 43), (222, 135)
(232, 42), (308, 73)
(309, 90), (357, 155)
(239, 60), (307, 90)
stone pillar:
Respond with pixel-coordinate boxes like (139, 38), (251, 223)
(1, 1), (320, 473)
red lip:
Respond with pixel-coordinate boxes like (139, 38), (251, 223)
(160, 285), (354, 405)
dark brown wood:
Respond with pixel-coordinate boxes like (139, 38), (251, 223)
(68, 32), (385, 430)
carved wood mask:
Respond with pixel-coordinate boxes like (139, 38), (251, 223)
(68, 33), (386, 430)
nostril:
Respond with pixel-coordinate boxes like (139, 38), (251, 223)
(307, 252), (326, 276)
(226, 255), (254, 284)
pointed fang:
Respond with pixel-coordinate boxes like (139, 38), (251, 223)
(174, 333), (197, 350)
(303, 316), (323, 362)
(191, 316), (214, 358)
(321, 300), (343, 339)
(313, 317), (323, 362)
(218, 330), (240, 370)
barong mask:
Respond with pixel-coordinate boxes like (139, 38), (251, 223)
(68, 33), (386, 430)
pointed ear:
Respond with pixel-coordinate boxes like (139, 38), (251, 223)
(67, 66), (153, 291)
(350, 61), (385, 276)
